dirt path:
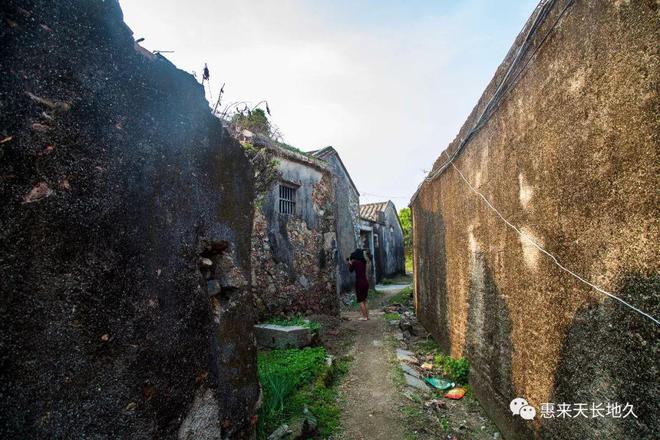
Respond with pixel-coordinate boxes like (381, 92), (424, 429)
(336, 285), (410, 440)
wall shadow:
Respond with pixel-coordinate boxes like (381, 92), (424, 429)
(542, 273), (660, 439)
(464, 252), (533, 440)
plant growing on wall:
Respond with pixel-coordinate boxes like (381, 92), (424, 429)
(232, 108), (272, 136)
(241, 141), (280, 204)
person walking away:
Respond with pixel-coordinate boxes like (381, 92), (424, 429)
(347, 249), (369, 321)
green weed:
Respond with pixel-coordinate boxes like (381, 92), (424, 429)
(257, 348), (349, 439)
(388, 286), (413, 305)
(384, 312), (401, 321)
(433, 354), (470, 385)
(265, 315), (321, 333)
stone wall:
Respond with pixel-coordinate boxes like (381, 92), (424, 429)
(411, 1), (658, 439)
(251, 152), (338, 318)
(0, 1), (259, 438)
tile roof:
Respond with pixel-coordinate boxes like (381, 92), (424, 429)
(359, 202), (389, 222)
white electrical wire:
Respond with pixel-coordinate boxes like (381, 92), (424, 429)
(445, 152), (659, 326)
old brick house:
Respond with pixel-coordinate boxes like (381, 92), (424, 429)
(359, 201), (406, 282)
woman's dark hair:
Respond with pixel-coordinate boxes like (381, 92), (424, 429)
(350, 248), (367, 263)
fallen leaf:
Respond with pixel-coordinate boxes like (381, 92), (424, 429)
(40, 23), (53, 32)
(100, 334), (110, 342)
(124, 402), (137, 411)
(222, 419), (231, 429)
(43, 144), (54, 155)
(22, 182), (52, 203)
(0, 136), (13, 144)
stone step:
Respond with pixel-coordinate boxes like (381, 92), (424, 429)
(254, 324), (314, 349)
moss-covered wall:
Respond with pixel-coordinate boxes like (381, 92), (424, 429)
(411, 1), (659, 438)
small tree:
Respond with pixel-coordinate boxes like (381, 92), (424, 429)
(232, 108), (271, 136)
(399, 207), (412, 269)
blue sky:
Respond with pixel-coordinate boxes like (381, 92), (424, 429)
(120, 0), (538, 206)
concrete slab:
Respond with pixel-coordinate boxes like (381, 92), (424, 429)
(396, 348), (417, 363)
(254, 324), (313, 349)
(404, 373), (430, 392)
(400, 363), (420, 378)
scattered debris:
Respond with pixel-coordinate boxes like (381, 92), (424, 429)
(425, 377), (455, 390)
(267, 424), (291, 440)
(325, 355), (335, 367)
(100, 334), (110, 342)
(424, 399), (447, 411)
(444, 387), (466, 400)
(22, 182), (52, 203)
(0, 136), (13, 144)
(421, 362), (433, 370)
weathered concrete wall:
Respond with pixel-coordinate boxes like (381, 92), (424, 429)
(251, 153), (338, 318)
(0, 1), (259, 438)
(376, 203), (406, 279)
(411, 1), (659, 439)
(320, 150), (361, 294)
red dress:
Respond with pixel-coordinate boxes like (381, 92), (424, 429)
(349, 260), (369, 302)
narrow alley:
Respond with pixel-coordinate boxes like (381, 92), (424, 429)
(1, 1), (657, 439)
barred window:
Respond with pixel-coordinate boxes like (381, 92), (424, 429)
(279, 184), (296, 215)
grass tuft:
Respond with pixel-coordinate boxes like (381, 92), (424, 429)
(265, 315), (321, 333)
(257, 348), (349, 438)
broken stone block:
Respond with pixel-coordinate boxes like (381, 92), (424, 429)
(396, 348), (417, 363)
(400, 363), (420, 378)
(254, 324), (313, 349)
(404, 373), (430, 392)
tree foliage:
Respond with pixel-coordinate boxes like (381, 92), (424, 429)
(399, 207), (412, 257)
(231, 108), (271, 136)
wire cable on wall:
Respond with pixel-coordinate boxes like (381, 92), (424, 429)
(410, 0), (573, 203)
(444, 151), (660, 326)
